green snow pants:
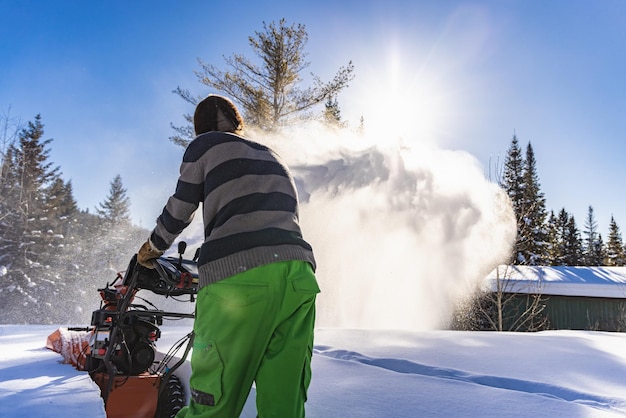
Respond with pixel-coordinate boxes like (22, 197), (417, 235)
(176, 260), (320, 418)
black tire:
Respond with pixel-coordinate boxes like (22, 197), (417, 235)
(155, 374), (186, 418)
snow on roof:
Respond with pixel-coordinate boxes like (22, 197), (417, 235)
(484, 265), (626, 298)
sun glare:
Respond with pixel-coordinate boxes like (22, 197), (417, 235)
(348, 46), (450, 144)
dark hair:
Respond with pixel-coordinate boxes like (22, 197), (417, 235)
(193, 95), (244, 135)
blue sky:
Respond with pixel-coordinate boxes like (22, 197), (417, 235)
(1, 0), (625, 235)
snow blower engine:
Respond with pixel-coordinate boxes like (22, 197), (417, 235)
(83, 241), (199, 418)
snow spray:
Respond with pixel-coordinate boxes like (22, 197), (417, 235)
(174, 122), (516, 331)
(259, 122), (516, 331)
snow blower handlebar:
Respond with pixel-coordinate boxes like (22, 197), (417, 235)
(150, 241), (187, 286)
(133, 248), (199, 297)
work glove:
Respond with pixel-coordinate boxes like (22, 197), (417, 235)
(137, 239), (164, 269)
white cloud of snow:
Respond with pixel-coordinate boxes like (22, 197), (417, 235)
(257, 122), (517, 330)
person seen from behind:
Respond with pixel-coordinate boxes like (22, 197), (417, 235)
(137, 94), (319, 417)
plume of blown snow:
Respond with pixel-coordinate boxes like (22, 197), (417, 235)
(258, 122), (516, 330)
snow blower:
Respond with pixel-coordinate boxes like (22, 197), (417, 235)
(47, 241), (199, 418)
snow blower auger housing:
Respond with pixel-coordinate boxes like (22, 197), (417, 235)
(84, 241), (199, 418)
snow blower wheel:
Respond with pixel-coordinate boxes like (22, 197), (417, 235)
(156, 373), (186, 418)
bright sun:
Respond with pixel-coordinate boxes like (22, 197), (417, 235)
(344, 46), (452, 144)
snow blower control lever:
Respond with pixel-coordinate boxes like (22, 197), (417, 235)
(139, 242), (199, 297)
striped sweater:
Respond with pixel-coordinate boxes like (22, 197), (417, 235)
(150, 131), (316, 288)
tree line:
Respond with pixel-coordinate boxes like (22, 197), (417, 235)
(0, 112), (147, 324)
(501, 134), (624, 267)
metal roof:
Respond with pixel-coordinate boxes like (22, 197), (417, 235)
(484, 265), (626, 298)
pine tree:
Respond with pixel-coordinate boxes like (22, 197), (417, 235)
(15, 117), (64, 271)
(171, 19), (355, 145)
(563, 214), (583, 266)
(583, 206), (603, 265)
(43, 178), (78, 231)
(546, 209), (583, 266)
(518, 142), (548, 265)
(605, 215), (626, 266)
(500, 134), (525, 264)
(501, 137), (548, 265)
(594, 234), (606, 266)
(5, 115), (60, 259)
(96, 174), (131, 227)
(323, 95), (345, 128)
(93, 174), (146, 271)
(547, 209), (567, 265)
(0, 115), (70, 323)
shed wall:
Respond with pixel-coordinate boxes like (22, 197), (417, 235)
(502, 293), (626, 331)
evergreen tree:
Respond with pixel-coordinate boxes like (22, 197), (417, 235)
(323, 95), (345, 128)
(563, 214), (583, 266)
(96, 174), (131, 227)
(5, 115), (60, 263)
(171, 18), (355, 145)
(44, 178), (78, 230)
(546, 209), (582, 266)
(93, 174), (146, 271)
(500, 134), (525, 264)
(0, 115), (71, 323)
(518, 142), (548, 265)
(583, 206), (603, 265)
(594, 234), (606, 266)
(546, 209), (566, 266)
(605, 215), (626, 266)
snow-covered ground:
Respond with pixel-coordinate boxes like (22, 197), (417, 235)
(2, 325), (626, 417)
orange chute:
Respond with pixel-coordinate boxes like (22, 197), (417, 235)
(46, 327), (93, 370)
